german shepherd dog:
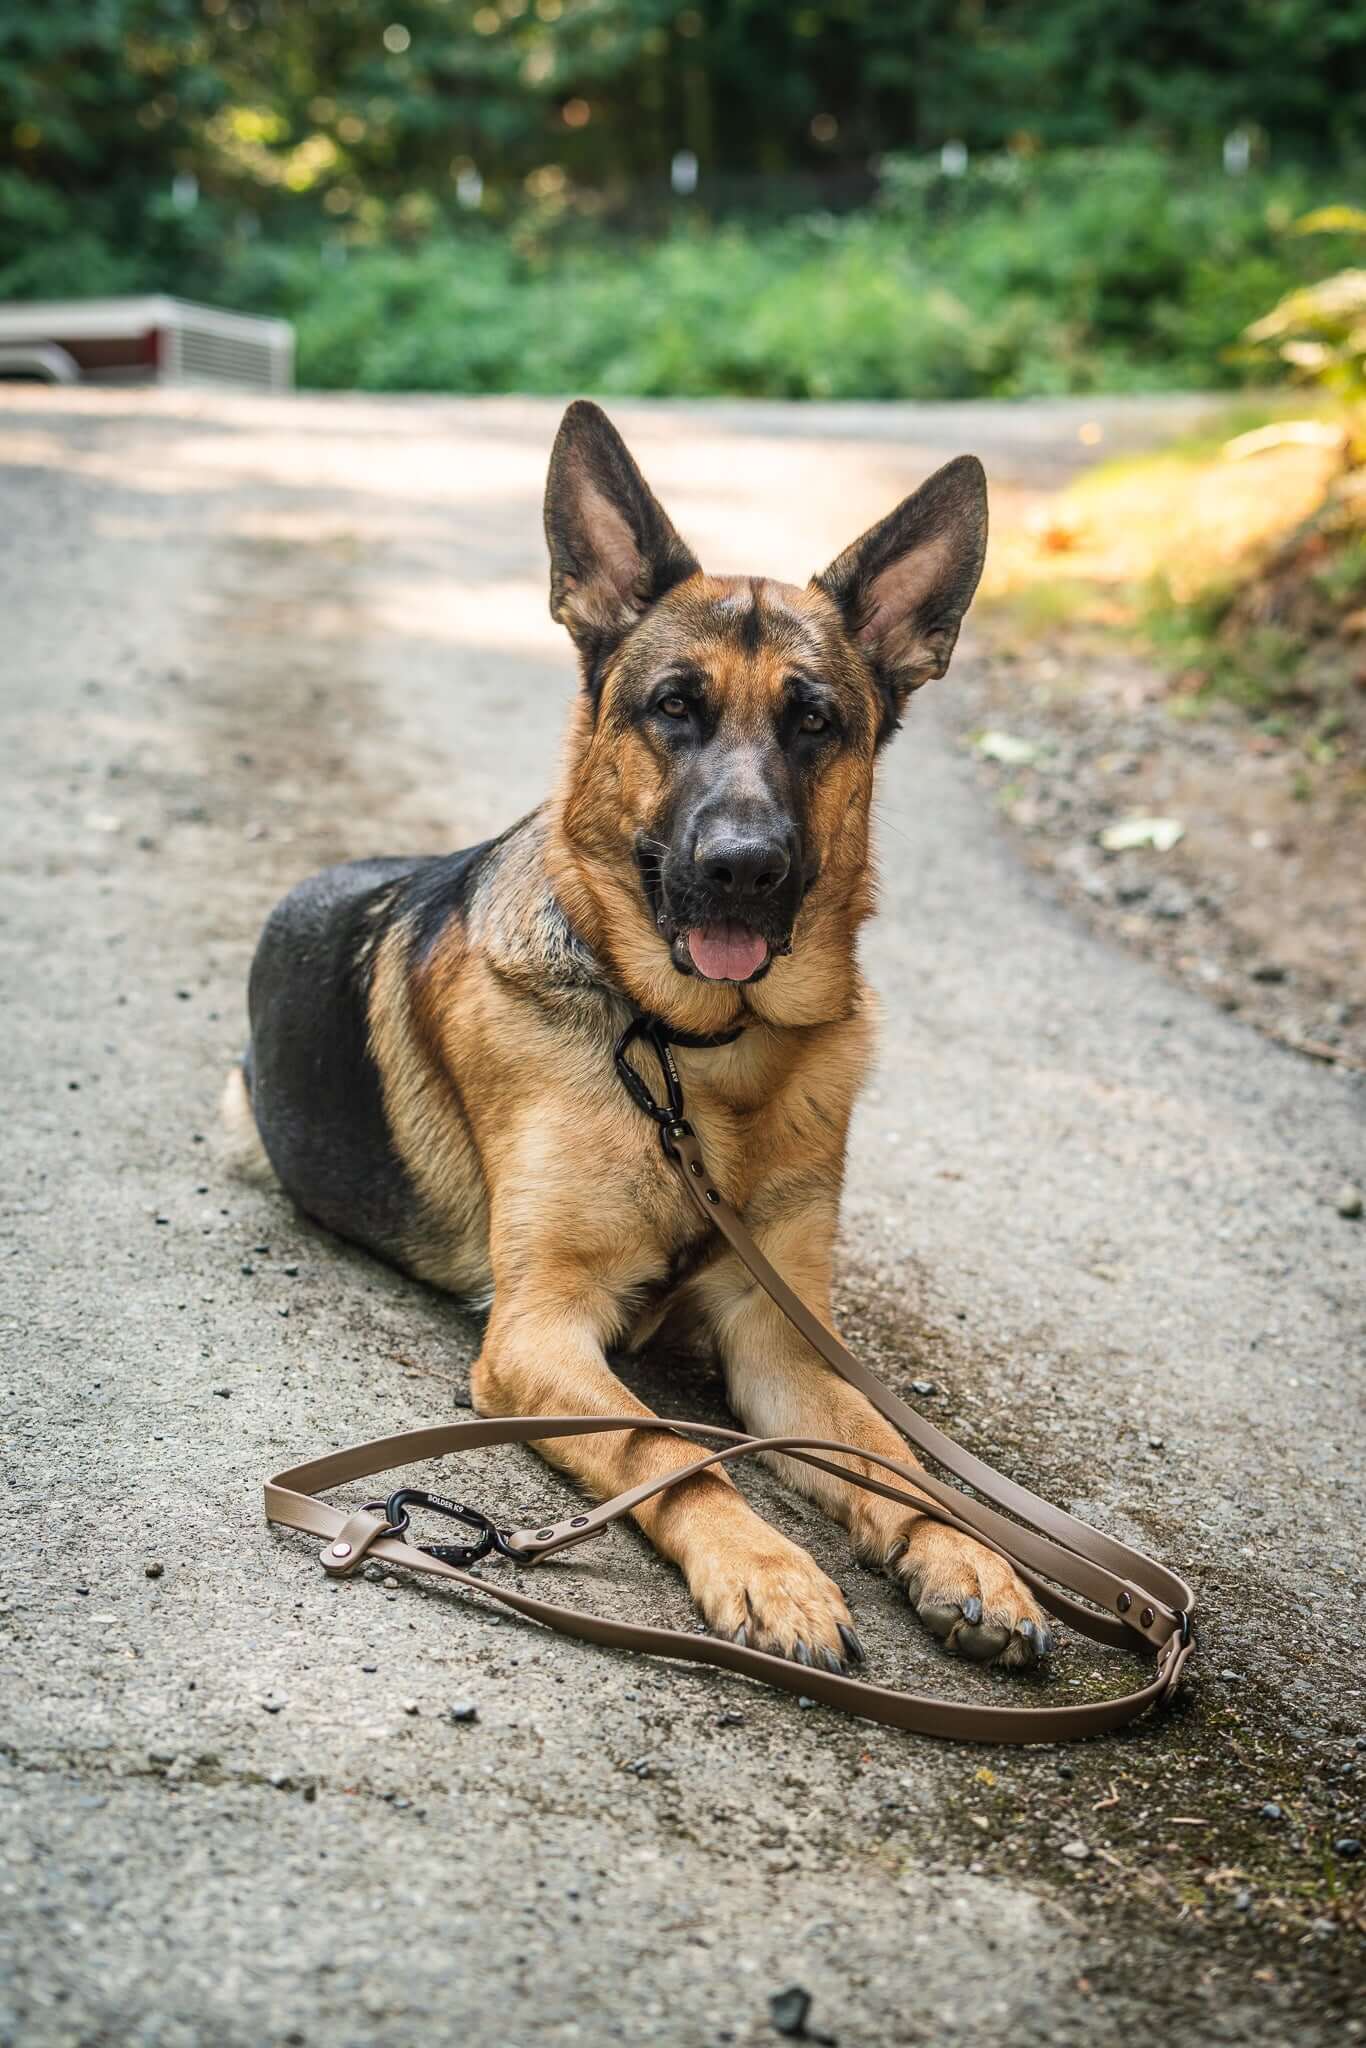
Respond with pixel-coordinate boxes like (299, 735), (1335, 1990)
(225, 402), (1051, 1675)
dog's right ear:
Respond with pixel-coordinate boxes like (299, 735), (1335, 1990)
(544, 400), (699, 679)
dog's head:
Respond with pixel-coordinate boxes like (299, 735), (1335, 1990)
(544, 401), (987, 1025)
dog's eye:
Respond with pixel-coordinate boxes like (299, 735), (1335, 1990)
(657, 693), (689, 719)
(799, 710), (829, 735)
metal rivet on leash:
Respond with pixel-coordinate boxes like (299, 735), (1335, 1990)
(1117, 1591), (1131, 1612)
(330, 1541), (352, 1558)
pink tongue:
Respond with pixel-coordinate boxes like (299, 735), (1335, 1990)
(686, 924), (770, 982)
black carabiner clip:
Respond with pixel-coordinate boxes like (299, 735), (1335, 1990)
(366, 1488), (519, 1567)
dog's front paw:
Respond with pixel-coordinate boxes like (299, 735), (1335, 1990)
(687, 1516), (861, 1675)
(886, 1517), (1053, 1671)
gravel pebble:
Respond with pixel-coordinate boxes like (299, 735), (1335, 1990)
(1336, 1183), (1363, 1219)
(448, 1701), (479, 1723)
(768, 1986), (812, 2038)
(1060, 1839), (1092, 1861)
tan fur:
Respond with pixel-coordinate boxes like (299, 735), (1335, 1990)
(218, 1064), (275, 1185)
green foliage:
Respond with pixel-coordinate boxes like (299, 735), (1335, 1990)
(3, 2), (1366, 397)
(171, 150), (1336, 398)
(1246, 268), (1366, 401)
(1241, 204), (1366, 409)
(6, 1), (1366, 239)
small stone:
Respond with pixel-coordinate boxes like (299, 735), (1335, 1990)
(715, 1711), (745, 1727)
(144, 1560), (164, 1579)
(1056, 1763), (1075, 1779)
(1150, 883), (1192, 920)
(1259, 1801), (1283, 1822)
(911, 1379), (936, 1397)
(360, 1663), (378, 1674)
(448, 1701), (479, 1723)
(211, 1386), (231, 1398)
(1233, 1889), (1252, 1912)
(1147, 1435), (1165, 1450)
(1334, 1836), (1361, 1859)
(768, 1985), (812, 2038)
(283, 1264), (299, 1277)
(401, 1699), (420, 1716)
(363, 1564), (385, 1583)
(1249, 961), (1286, 984)
(1335, 1184), (1363, 1220)
(797, 1696), (818, 1709)
(1219, 1669), (1241, 1683)
(260, 1696), (286, 1714)
(382, 1576), (399, 1591)
(268, 1770), (292, 1790)
(1060, 1839), (1092, 1861)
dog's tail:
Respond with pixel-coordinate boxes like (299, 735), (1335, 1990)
(219, 1053), (275, 1186)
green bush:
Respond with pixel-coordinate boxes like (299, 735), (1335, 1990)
(2, 146), (1356, 398)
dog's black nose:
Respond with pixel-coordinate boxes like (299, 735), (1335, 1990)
(695, 832), (791, 898)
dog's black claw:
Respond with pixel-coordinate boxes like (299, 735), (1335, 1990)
(819, 1648), (843, 1676)
(838, 1624), (866, 1666)
(962, 1595), (983, 1625)
(793, 1639), (812, 1667)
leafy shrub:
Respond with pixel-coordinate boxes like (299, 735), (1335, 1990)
(0, 146), (1355, 398)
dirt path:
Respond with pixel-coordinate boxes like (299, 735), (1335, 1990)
(2, 390), (1362, 2047)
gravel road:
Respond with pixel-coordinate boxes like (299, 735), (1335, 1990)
(2, 389), (1361, 2048)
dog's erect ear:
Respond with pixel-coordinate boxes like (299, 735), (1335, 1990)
(814, 454), (988, 735)
(544, 400), (700, 677)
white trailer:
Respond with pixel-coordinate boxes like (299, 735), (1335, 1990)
(0, 295), (294, 390)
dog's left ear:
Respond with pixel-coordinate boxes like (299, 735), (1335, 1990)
(544, 400), (700, 679)
(814, 454), (988, 734)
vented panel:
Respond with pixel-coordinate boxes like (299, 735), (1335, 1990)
(173, 319), (289, 390)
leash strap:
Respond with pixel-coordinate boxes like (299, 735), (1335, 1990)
(263, 1019), (1194, 1743)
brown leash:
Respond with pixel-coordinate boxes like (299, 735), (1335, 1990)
(264, 1016), (1194, 1742)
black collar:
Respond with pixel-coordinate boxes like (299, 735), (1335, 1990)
(634, 1011), (745, 1050)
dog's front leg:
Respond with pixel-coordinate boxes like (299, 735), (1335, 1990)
(698, 1208), (1053, 1671)
(470, 1283), (856, 1669)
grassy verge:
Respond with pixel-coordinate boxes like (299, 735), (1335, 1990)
(960, 401), (1366, 1068)
(983, 400), (1365, 740)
